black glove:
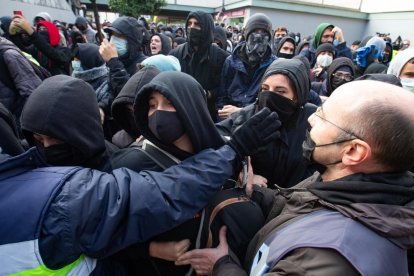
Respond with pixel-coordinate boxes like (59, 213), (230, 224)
(227, 107), (281, 159)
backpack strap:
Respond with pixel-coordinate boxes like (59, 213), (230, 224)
(206, 196), (250, 248)
(135, 139), (180, 170)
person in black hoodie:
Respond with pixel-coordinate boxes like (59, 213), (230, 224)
(213, 25), (227, 51)
(20, 75), (117, 170)
(110, 66), (160, 148)
(9, 15), (71, 75)
(319, 57), (355, 98)
(148, 33), (171, 55)
(217, 58), (317, 188)
(274, 36), (296, 59)
(102, 71), (267, 275)
(99, 16), (148, 99)
(169, 11), (229, 121)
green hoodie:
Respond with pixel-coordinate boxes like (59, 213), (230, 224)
(312, 23), (334, 49)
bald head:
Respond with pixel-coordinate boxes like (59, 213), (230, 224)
(328, 80), (414, 171)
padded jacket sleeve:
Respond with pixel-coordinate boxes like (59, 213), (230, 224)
(40, 145), (238, 269)
(107, 57), (130, 99)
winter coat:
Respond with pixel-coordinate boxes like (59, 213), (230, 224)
(0, 144), (237, 272)
(213, 171), (414, 275)
(217, 43), (275, 109)
(0, 102), (25, 156)
(217, 59), (316, 188)
(0, 37), (41, 127)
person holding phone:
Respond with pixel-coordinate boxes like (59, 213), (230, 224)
(9, 13), (71, 75)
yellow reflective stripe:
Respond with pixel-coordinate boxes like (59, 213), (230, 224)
(9, 255), (83, 276)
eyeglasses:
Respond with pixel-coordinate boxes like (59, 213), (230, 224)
(313, 112), (363, 141)
(332, 72), (354, 82)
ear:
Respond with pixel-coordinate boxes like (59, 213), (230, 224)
(341, 139), (372, 166)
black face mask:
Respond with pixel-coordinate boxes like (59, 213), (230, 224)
(273, 37), (282, 47)
(246, 33), (269, 66)
(330, 76), (348, 93)
(37, 142), (77, 166)
(187, 28), (203, 48)
(257, 91), (298, 124)
(77, 25), (86, 32)
(302, 130), (352, 173)
(38, 31), (49, 43)
(277, 52), (294, 59)
(126, 114), (140, 138)
(148, 110), (185, 144)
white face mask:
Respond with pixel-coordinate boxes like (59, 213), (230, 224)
(400, 78), (414, 92)
(316, 54), (333, 67)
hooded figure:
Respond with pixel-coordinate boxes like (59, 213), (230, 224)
(354, 36), (387, 77)
(218, 58), (317, 188)
(111, 66), (160, 148)
(104, 72), (227, 275)
(274, 36), (296, 59)
(217, 13), (276, 117)
(170, 11), (229, 121)
(140, 54), (181, 72)
(71, 43), (110, 111)
(148, 33), (171, 55)
(387, 48), (414, 92)
(299, 22), (352, 68)
(324, 57), (355, 96)
(312, 43), (336, 82)
(20, 75), (116, 169)
(213, 25), (227, 50)
(74, 16), (96, 43)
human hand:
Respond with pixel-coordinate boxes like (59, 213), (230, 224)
(331, 26), (344, 43)
(99, 38), (118, 62)
(227, 108), (281, 159)
(10, 15), (33, 35)
(175, 226), (229, 275)
(99, 108), (105, 124)
(149, 239), (191, 261)
(218, 105), (241, 119)
(313, 66), (323, 77)
(245, 157), (268, 196)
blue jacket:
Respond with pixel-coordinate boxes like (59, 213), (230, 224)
(0, 145), (237, 271)
(217, 43), (275, 109)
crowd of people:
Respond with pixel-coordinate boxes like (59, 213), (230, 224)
(0, 9), (413, 276)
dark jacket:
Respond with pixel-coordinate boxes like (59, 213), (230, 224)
(0, 102), (25, 156)
(217, 43), (275, 109)
(104, 71), (226, 275)
(214, 26), (227, 50)
(0, 143), (238, 272)
(213, 171), (414, 275)
(169, 11), (230, 120)
(217, 59), (316, 188)
(106, 17), (148, 99)
(0, 37), (42, 128)
(20, 75), (114, 170)
(111, 66), (160, 147)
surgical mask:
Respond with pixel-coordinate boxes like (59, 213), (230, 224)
(257, 91), (298, 124)
(71, 60), (83, 72)
(111, 35), (128, 56)
(400, 78), (414, 93)
(302, 130), (352, 173)
(316, 54), (333, 67)
(187, 28), (203, 48)
(37, 142), (77, 166)
(148, 110), (185, 144)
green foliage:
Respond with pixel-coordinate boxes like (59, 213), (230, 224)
(108, 0), (167, 17)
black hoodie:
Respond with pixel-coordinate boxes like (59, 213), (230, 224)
(111, 66), (160, 142)
(214, 26), (227, 50)
(325, 57), (355, 96)
(0, 102), (25, 156)
(20, 75), (112, 169)
(218, 58), (316, 188)
(274, 36), (296, 58)
(149, 33), (171, 55)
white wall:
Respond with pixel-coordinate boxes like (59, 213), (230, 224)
(364, 12), (414, 42)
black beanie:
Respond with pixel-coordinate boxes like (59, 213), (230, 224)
(244, 13), (272, 39)
(316, 43), (335, 57)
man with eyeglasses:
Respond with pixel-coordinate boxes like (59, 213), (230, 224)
(176, 80), (414, 276)
(299, 22), (352, 68)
